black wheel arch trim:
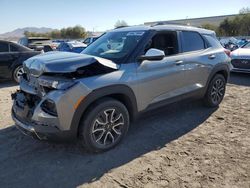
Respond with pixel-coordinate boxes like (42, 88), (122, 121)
(204, 63), (230, 94)
(70, 84), (138, 137)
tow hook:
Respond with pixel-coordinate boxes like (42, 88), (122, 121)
(11, 92), (17, 100)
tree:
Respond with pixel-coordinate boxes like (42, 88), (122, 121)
(24, 31), (30, 37)
(23, 25), (87, 39)
(219, 18), (231, 36)
(239, 7), (250, 14)
(71, 25), (87, 38)
(61, 28), (67, 38)
(24, 31), (49, 37)
(114, 20), (128, 28)
(217, 11), (250, 36)
(50, 30), (61, 39)
(239, 13), (250, 36)
(201, 23), (217, 31)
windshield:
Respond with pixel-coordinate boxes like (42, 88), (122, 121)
(81, 31), (146, 63)
(242, 42), (250, 49)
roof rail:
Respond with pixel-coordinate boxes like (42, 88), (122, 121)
(150, 22), (190, 27)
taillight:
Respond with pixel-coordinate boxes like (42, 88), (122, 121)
(224, 49), (231, 57)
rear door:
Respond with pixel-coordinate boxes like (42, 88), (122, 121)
(0, 42), (13, 78)
(180, 31), (215, 93)
(8, 43), (21, 67)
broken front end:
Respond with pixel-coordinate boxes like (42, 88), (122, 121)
(11, 52), (118, 141)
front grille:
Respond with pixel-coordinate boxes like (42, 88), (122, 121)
(14, 90), (41, 120)
(231, 59), (250, 69)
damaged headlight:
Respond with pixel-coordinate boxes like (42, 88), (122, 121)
(38, 77), (77, 90)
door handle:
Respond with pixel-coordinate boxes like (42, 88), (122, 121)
(208, 54), (216, 59)
(175, 60), (183, 65)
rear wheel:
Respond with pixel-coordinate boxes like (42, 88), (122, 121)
(12, 65), (24, 83)
(203, 74), (226, 107)
(79, 98), (130, 153)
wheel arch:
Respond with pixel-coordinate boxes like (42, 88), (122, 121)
(203, 63), (230, 96)
(70, 84), (138, 137)
(207, 64), (230, 86)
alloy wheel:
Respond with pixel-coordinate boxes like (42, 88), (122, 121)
(14, 66), (24, 83)
(211, 78), (225, 104)
(91, 108), (124, 147)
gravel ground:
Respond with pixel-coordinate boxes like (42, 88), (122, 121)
(0, 73), (249, 188)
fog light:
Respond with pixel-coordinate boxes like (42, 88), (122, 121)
(41, 99), (57, 116)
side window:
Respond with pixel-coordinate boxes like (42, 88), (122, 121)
(10, 44), (19, 52)
(145, 32), (179, 56)
(182, 31), (205, 52)
(0, 42), (9, 52)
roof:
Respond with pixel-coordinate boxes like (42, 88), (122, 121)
(112, 24), (215, 35)
(0, 39), (32, 51)
(0, 39), (19, 44)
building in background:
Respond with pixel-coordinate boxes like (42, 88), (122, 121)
(144, 14), (238, 27)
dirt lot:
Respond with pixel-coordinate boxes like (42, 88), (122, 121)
(0, 73), (249, 188)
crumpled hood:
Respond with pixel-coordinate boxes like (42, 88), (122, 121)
(23, 51), (119, 77)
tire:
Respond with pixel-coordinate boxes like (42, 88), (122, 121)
(12, 65), (24, 83)
(79, 98), (130, 153)
(203, 74), (226, 107)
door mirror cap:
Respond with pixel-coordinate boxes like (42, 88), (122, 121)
(138, 48), (165, 61)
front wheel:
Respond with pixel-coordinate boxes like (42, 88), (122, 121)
(203, 74), (226, 107)
(12, 65), (24, 83)
(79, 98), (130, 153)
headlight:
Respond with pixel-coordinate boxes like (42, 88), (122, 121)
(38, 77), (77, 90)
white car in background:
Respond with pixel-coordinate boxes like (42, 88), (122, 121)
(231, 42), (250, 73)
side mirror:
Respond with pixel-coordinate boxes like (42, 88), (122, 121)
(138, 48), (165, 61)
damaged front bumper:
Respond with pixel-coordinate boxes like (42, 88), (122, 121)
(11, 91), (73, 141)
(11, 75), (91, 141)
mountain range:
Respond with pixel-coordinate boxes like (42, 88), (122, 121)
(0, 27), (53, 40)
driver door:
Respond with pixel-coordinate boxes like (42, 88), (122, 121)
(136, 31), (188, 110)
(136, 53), (187, 109)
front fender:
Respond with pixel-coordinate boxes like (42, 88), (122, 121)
(70, 84), (138, 137)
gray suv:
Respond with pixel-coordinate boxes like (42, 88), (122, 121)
(12, 25), (231, 152)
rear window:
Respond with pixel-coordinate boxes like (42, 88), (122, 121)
(182, 31), (205, 52)
(0, 42), (9, 52)
(204, 35), (223, 48)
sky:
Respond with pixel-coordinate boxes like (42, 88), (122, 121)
(0, 0), (249, 34)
